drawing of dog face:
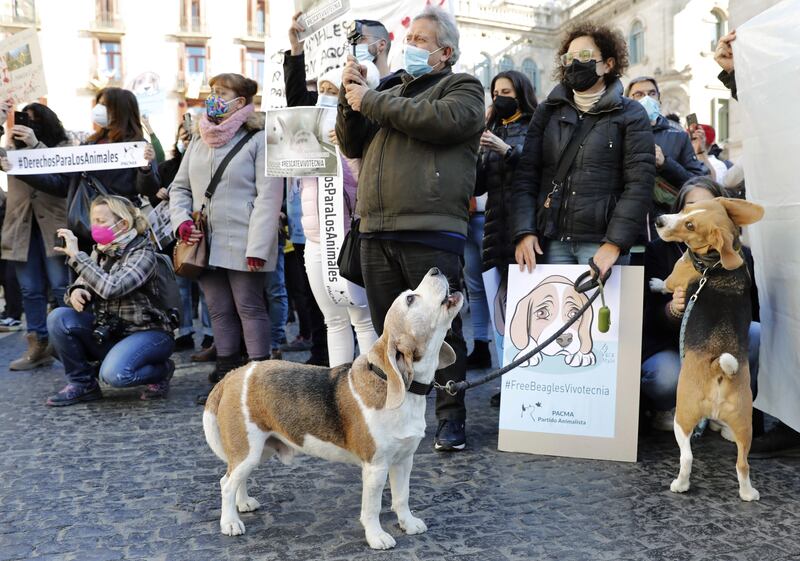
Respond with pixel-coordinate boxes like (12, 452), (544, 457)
(494, 279), (507, 337)
(509, 275), (595, 368)
(130, 71), (160, 95)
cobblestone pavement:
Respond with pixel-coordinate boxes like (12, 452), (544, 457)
(1, 324), (799, 561)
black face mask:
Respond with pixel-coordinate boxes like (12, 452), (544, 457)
(563, 59), (602, 92)
(493, 95), (518, 120)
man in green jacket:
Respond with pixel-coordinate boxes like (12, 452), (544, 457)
(337, 6), (485, 451)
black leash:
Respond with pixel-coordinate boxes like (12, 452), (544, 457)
(437, 260), (612, 396)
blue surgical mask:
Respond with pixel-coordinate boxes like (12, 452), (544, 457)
(316, 94), (338, 108)
(354, 42), (377, 64)
(404, 45), (444, 78)
(638, 95), (661, 122)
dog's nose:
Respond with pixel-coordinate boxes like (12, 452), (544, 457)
(429, 267), (440, 276)
(655, 215), (666, 228)
(556, 333), (573, 348)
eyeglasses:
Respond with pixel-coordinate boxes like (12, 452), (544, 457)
(559, 49), (595, 67)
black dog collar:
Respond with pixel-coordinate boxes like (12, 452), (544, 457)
(368, 363), (433, 396)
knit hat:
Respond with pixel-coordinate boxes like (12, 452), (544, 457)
(699, 124), (716, 146)
(318, 67), (344, 93)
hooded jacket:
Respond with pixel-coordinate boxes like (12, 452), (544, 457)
(509, 79), (656, 252)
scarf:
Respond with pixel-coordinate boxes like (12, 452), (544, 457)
(573, 86), (606, 113)
(501, 110), (523, 126)
(199, 104), (255, 148)
(97, 228), (138, 255)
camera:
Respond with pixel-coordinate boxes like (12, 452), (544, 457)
(346, 19), (383, 54)
(92, 312), (127, 346)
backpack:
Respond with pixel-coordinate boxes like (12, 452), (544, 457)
(147, 252), (182, 330)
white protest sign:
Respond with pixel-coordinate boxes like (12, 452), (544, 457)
(5, 142), (147, 175)
(0, 28), (47, 104)
(498, 265), (643, 462)
(128, 72), (166, 116)
(297, 0), (352, 42)
(266, 106), (339, 177)
(263, 52), (288, 111)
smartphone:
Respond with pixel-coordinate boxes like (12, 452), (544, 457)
(12, 111), (30, 149)
(183, 113), (192, 134)
(686, 113), (698, 129)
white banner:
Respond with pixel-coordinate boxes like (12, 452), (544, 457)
(318, 173), (367, 307)
(736, 0), (800, 432)
(4, 142), (147, 175)
(297, 0), (352, 42)
(0, 28), (47, 104)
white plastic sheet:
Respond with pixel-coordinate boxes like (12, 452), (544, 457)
(735, 0), (800, 431)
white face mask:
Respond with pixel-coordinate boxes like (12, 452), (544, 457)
(176, 141), (187, 154)
(92, 103), (109, 128)
(316, 94), (338, 108)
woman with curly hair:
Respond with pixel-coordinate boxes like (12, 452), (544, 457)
(510, 22), (655, 275)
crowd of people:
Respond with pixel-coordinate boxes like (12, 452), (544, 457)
(0, 7), (798, 457)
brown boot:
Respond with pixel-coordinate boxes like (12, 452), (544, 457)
(10, 333), (55, 371)
(191, 343), (217, 363)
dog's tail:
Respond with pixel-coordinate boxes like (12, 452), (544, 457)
(202, 381), (227, 463)
(714, 353), (740, 378)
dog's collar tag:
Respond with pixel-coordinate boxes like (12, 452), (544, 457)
(367, 363), (433, 396)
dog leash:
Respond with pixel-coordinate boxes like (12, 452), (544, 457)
(678, 257), (721, 360)
(437, 260), (611, 396)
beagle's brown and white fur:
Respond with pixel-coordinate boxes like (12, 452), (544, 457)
(203, 268), (463, 549)
(654, 197), (764, 501)
(509, 275), (595, 367)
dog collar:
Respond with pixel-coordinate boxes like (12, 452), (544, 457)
(686, 239), (742, 274)
(367, 363), (433, 396)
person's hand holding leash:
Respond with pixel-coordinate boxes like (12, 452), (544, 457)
(515, 234), (544, 273)
(592, 243), (620, 278)
(69, 288), (92, 313)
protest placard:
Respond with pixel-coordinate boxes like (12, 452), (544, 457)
(296, 0), (351, 42)
(146, 201), (175, 250)
(497, 265), (643, 462)
(265, 106), (339, 177)
(0, 28), (47, 104)
(129, 72), (166, 116)
(4, 142), (147, 176)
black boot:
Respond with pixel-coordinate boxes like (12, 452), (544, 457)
(208, 355), (246, 384)
(467, 340), (492, 369)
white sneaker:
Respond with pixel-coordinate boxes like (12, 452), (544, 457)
(652, 409), (675, 432)
(0, 317), (23, 332)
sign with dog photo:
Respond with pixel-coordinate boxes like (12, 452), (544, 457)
(0, 28), (47, 104)
(498, 265), (643, 462)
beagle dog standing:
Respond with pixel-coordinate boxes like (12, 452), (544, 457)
(509, 275), (595, 367)
(203, 268), (463, 549)
(653, 197), (764, 501)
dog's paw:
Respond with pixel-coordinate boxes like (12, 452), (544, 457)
(220, 517), (246, 536)
(739, 486), (760, 502)
(366, 530), (396, 550)
(236, 497), (260, 513)
(566, 351), (595, 367)
(649, 278), (669, 294)
(399, 515), (427, 535)
(670, 478), (690, 493)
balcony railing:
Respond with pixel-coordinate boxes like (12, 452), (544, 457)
(89, 15), (125, 32)
(247, 24), (266, 39)
(179, 16), (207, 34)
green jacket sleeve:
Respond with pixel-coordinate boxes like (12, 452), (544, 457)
(149, 133), (166, 163)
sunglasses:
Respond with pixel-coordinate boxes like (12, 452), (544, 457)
(559, 49), (596, 67)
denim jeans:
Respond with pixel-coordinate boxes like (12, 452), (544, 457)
(360, 238), (467, 421)
(266, 243), (288, 348)
(47, 307), (174, 387)
(13, 221), (69, 339)
(641, 322), (761, 411)
(176, 276), (213, 337)
(543, 239), (631, 267)
(464, 213), (490, 342)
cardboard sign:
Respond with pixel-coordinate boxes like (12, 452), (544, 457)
(0, 28), (47, 104)
(296, 0), (351, 42)
(5, 142), (147, 175)
(265, 106), (339, 177)
(498, 265), (643, 462)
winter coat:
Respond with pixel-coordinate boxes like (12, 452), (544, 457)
(1, 139), (72, 261)
(509, 79), (656, 252)
(299, 155), (359, 244)
(652, 115), (707, 189)
(475, 113), (533, 271)
(336, 68), (485, 236)
(169, 111), (283, 272)
(642, 238), (759, 360)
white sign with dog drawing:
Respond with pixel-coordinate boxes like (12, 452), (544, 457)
(4, 142), (147, 175)
(265, 106), (339, 177)
(498, 265), (643, 462)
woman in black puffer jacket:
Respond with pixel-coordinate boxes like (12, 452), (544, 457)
(510, 22), (655, 276)
(467, 70), (536, 375)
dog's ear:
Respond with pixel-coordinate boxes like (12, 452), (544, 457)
(384, 336), (415, 410)
(710, 226), (744, 270)
(437, 342), (456, 370)
(716, 197), (764, 226)
(578, 298), (594, 354)
(509, 294), (532, 350)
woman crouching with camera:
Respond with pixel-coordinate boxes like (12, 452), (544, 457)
(46, 195), (175, 406)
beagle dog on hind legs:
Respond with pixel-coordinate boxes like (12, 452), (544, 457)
(653, 197), (764, 501)
(202, 267), (463, 549)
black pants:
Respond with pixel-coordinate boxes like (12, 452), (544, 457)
(292, 244), (327, 360)
(0, 259), (23, 320)
(360, 238), (467, 421)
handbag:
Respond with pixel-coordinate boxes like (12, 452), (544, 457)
(173, 129), (259, 278)
(67, 173), (109, 245)
(336, 186), (365, 287)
